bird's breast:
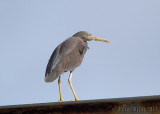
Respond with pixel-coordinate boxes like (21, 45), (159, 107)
(62, 40), (88, 71)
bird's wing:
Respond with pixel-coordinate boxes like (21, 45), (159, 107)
(45, 44), (61, 77)
(45, 37), (79, 77)
(58, 37), (80, 57)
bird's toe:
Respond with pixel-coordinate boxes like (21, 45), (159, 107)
(58, 100), (64, 102)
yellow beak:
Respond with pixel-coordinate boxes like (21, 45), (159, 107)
(90, 37), (112, 43)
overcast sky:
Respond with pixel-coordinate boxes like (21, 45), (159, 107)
(0, 0), (160, 106)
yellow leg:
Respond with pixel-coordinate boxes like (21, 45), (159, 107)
(58, 76), (63, 102)
(68, 71), (79, 101)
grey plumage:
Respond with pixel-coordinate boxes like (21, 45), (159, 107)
(45, 35), (88, 82)
(45, 31), (111, 101)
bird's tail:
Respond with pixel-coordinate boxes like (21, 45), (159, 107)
(45, 71), (59, 82)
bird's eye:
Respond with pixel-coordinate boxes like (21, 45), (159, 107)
(87, 34), (91, 37)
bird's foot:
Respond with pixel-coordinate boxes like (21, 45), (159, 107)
(58, 99), (63, 102)
(71, 98), (79, 101)
(75, 98), (79, 101)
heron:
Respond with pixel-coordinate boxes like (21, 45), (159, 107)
(45, 31), (111, 102)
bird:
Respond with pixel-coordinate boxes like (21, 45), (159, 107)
(45, 31), (111, 102)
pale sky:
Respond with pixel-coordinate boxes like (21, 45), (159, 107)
(0, 0), (160, 106)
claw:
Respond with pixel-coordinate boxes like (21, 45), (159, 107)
(71, 98), (79, 101)
(75, 98), (79, 101)
(59, 100), (63, 102)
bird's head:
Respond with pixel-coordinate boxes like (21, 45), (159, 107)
(73, 31), (112, 43)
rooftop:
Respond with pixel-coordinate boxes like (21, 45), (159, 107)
(0, 95), (160, 114)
